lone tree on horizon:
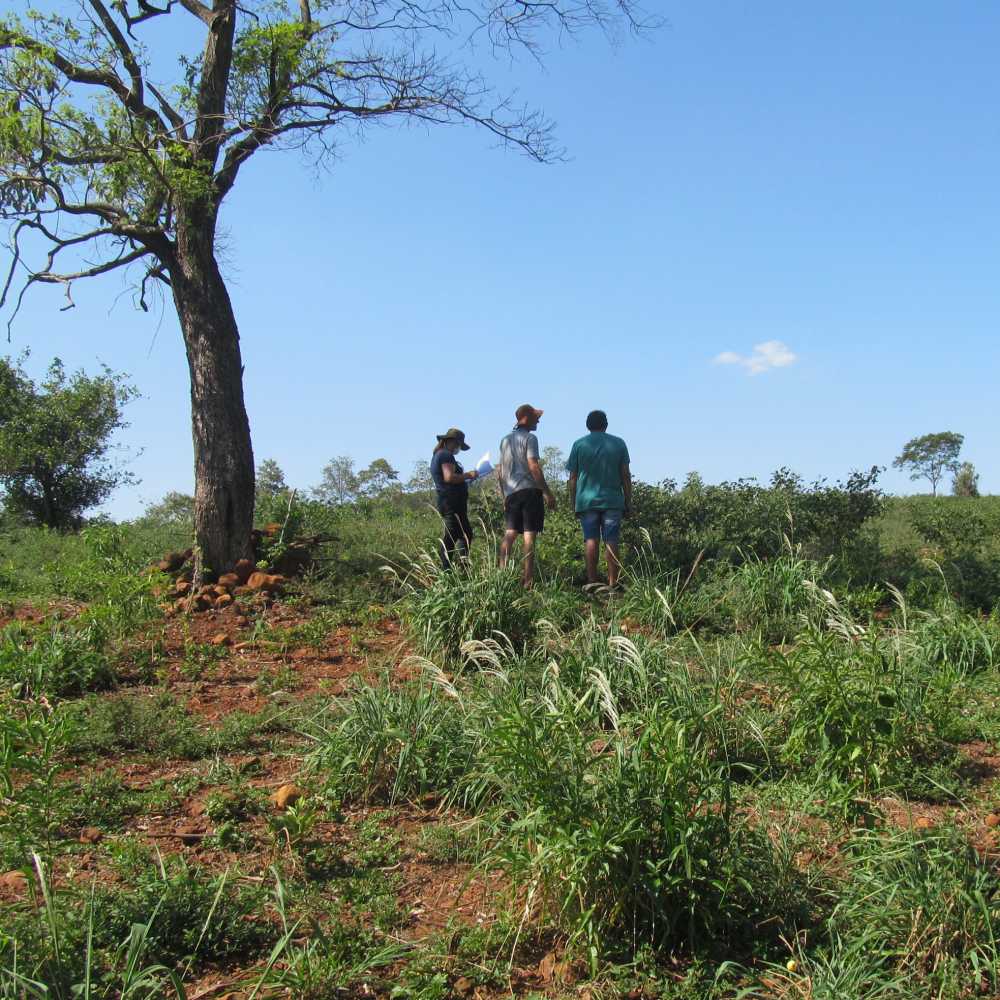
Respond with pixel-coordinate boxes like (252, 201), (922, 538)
(893, 431), (964, 496)
(0, 0), (644, 576)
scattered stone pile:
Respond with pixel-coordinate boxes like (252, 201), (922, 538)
(153, 523), (329, 614)
(166, 558), (286, 614)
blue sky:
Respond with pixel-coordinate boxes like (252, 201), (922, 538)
(6, 1), (999, 515)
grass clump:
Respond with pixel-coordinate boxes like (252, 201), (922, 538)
(0, 854), (277, 996)
(395, 554), (540, 660)
(830, 827), (1000, 997)
(312, 679), (479, 805)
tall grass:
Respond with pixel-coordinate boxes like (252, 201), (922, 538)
(391, 551), (543, 660)
(311, 620), (813, 962)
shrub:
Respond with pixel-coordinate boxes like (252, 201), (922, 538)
(628, 467), (884, 569)
(906, 497), (1000, 609)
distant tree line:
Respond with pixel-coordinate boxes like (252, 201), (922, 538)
(0, 353), (989, 531)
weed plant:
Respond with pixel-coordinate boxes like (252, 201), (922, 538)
(0, 854), (280, 998)
(0, 623), (114, 699)
(763, 588), (968, 806)
(312, 625), (815, 962)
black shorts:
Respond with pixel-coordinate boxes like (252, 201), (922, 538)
(504, 488), (545, 534)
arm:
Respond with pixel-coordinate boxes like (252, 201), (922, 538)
(527, 456), (556, 509)
(621, 463), (632, 514)
(442, 463), (477, 484)
(440, 456), (476, 485)
(568, 471), (578, 511)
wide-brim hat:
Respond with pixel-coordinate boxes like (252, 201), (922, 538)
(436, 427), (470, 450)
(515, 403), (544, 422)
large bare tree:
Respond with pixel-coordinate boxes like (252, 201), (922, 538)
(0, 0), (643, 575)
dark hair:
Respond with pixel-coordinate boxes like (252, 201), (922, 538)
(434, 439), (452, 454)
(586, 410), (608, 431)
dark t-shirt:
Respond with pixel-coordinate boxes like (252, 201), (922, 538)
(430, 449), (467, 507)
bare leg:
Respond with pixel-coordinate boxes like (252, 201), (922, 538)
(521, 531), (537, 588)
(499, 529), (518, 568)
(585, 538), (600, 584)
(606, 542), (622, 587)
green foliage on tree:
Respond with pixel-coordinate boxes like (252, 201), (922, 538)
(313, 455), (358, 506)
(357, 458), (399, 498)
(541, 444), (569, 485)
(313, 456), (399, 504)
(952, 461), (980, 498)
(255, 459), (288, 503)
(893, 432), (964, 496)
(0, 355), (137, 528)
(405, 460), (433, 496)
(138, 490), (194, 527)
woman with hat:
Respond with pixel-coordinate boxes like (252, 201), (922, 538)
(430, 427), (479, 569)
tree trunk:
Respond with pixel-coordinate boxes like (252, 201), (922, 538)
(169, 213), (255, 579)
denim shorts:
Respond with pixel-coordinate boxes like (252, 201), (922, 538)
(579, 508), (624, 543)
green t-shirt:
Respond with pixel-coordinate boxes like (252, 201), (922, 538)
(566, 432), (630, 513)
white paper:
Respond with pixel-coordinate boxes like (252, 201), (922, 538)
(475, 452), (494, 477)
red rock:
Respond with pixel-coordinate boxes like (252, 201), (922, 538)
(217, 573), (240, 590)
(914, 816), (935, 830)
(210, 633), (231, 647)
(234, 615), (249, 628)
(174, 580), (191, 597)
(215, 593), (234, 609)
(234, 559), (255, 584)
(271, 783), (303, 811)
(0, 871), (28, 897)
(247, 572), (285, 593)
(986, 813), (1000, 828)
(79, 826), (103, 844)
(159, 551), (189, 573)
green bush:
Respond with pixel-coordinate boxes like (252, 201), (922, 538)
(905, 497), (1000, 609)
(628, 467), (884, 569)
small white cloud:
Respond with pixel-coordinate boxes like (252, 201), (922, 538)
(712, 340), (798, 376)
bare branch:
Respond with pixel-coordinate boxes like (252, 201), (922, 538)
(177, 0), (214, 25)
(2, 218), (152, 335)
(148, 82), (189, 139)
(88, 0), (145, 105)
(192, 0), (237, 165)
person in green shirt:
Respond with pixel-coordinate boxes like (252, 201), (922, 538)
(566, 410), (632, 588)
